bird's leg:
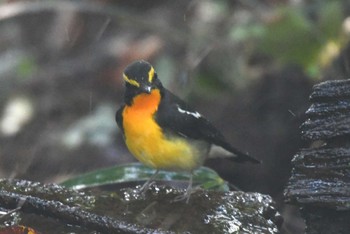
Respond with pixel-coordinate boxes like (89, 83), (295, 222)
(138, 169), (159, 194)
(173, 172), (195, 203)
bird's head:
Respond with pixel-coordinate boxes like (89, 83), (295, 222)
(123, 60), (162, 95)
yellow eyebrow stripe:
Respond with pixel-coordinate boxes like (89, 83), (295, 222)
(123, 74), (140, 87)
(148, 66), (155, 83)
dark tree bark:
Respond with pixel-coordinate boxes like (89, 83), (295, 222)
(285, 80), (350, 234)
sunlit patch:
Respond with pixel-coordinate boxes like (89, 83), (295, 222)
(319, 41), (340, 67)
(343, 16), (350, 34)
(148, 66), (155, 83)
(0, 96), (34, 136)
(61, 104), (116, 149)
(123, 74), (140, 87)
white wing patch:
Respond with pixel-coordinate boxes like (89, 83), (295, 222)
(177, 105), (202, 119)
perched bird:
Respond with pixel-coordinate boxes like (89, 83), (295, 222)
(116, 60), (260, 203)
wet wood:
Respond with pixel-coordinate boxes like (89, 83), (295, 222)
(0, 179), (167, 234)
(285, 79), (350, 234)
(0, 179), (282, 233)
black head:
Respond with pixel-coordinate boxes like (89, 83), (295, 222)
(123, 60), (162, 96)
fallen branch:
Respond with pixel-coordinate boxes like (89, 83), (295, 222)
(0, 189), (170, 234)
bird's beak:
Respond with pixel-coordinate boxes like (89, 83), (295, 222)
(140, 84), (152, 94)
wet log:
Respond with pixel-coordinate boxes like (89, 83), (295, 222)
(0, 179), (160, 234)
(0, 179), (282, 233)
(285, 80), (350, 234)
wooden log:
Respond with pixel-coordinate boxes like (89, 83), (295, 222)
(0, 179), (282, 233)
(285, 79), (350, 234)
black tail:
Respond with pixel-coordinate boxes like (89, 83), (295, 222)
(219, 141), (261, 164)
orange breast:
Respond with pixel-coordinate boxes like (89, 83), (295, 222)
(122, 89), (203, 171)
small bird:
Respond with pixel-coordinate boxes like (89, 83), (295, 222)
(116, 60), (260, 203)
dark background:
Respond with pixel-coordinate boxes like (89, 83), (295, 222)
(0, 0), (349, 233)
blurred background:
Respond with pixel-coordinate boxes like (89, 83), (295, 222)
(0, 0), (349, 233)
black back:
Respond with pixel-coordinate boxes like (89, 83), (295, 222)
(155, 88), (260, 164)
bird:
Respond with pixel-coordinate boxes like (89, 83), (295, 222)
(116, 60), (260, 203)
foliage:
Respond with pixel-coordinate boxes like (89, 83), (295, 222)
(256, 1), (346, 77)
(61, 163), (230, 192)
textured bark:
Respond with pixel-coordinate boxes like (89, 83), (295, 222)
(285, 79), (350, 234)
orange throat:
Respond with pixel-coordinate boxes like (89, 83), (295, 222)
(125, 89), (161, 115)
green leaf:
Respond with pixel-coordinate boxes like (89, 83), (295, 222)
(319, 1), (343, 40)
(230, 23), (266, 42)
(61, 163), (229, 192)
(17, 56), (37, 78)
(257, 3), (345, 77)
(258, 7), (320, 68)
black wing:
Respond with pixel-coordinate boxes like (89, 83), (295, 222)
(156, 89), (260, 164)
(115, 105), (125, 135)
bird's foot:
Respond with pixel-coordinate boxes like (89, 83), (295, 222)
(173, 185), (201, 204)
(138, 180), (156, 194)
(136, 170), (159, 195)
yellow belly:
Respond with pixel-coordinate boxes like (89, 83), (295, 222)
(122, 90), (206, 171)
(124, 115), (204, 171)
